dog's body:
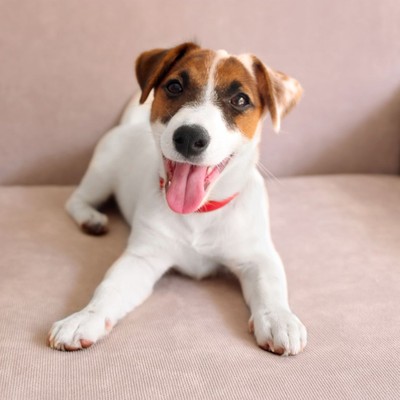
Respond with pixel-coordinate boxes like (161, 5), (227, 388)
(48, 43), (307, 355)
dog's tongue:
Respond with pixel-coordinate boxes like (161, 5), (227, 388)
(166, 163), (208, 214)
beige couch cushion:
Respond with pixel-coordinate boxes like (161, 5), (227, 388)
(1, 175), (399, 399)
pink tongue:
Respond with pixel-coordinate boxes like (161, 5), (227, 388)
(166, 163), (208, 214)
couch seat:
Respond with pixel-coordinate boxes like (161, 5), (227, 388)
(0, 175), (399, 399)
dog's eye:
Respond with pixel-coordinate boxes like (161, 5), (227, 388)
(165, 80), (183, 96)
(230, 93), (251, 110)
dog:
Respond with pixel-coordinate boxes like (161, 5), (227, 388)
(48, 42), (307, 356)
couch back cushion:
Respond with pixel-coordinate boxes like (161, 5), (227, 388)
(1, 0), (399, 184)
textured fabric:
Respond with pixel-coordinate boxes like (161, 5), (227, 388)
(0, 175), (399, 399)
(1, 1), (400, 184)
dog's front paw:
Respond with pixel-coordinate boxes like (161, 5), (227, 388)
(249, 308), (307, 356)
(47, 310), (113, 351)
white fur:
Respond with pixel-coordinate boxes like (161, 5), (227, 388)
(48, 54), (307, 356)
(236, 53), (256, 79)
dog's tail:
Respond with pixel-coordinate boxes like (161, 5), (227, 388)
(119, 91), (154, 126)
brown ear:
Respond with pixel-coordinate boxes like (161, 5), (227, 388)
(253, 57), (303, 132)
(135, 42), (200, 104)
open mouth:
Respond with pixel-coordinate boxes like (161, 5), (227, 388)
(162, 156), (232, 214)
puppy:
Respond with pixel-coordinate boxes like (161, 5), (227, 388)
(48, 42), (307, 355)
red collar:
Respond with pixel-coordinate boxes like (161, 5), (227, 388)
(159, 178), (238, 213)
(195, 193), (239, 212)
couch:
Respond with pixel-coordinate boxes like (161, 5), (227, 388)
(1, 1), (399, 399)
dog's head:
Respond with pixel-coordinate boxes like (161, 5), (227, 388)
(136, 42), (302, 214)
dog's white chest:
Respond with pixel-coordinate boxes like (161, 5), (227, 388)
(173, 249), (220, 280)
(163, 217), (223, 279)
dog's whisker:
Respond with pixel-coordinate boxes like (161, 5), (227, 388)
(257, 162), (282, 185)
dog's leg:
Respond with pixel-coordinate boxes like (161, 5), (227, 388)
(65, 135), (117, 235)
(235, 251), (307, 356)
(48, 247), (170, 351)
(66, 171), (112, 235)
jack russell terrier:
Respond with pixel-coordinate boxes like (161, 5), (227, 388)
(48, 42), (307, 356)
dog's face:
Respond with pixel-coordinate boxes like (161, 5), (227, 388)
(136, 43), (302, 214)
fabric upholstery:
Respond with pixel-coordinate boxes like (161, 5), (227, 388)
(1, 175), (399, 399)
(1, 0), (400, 184)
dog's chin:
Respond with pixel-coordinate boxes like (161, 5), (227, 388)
(162, 155), (232, 214)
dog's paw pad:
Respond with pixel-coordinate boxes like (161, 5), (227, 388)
(251, 309), (307, 356)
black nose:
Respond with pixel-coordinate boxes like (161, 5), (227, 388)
(173, 125), (210, 158)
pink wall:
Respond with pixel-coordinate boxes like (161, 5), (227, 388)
(1, 0), (399, 184)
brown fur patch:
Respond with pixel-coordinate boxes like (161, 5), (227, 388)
(136, 42), (200, 104)
(271, 70), (303, 117)
(252, 57), (303, 131)
(150, 49), (215, 123)
(214, 57), (262, 139)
